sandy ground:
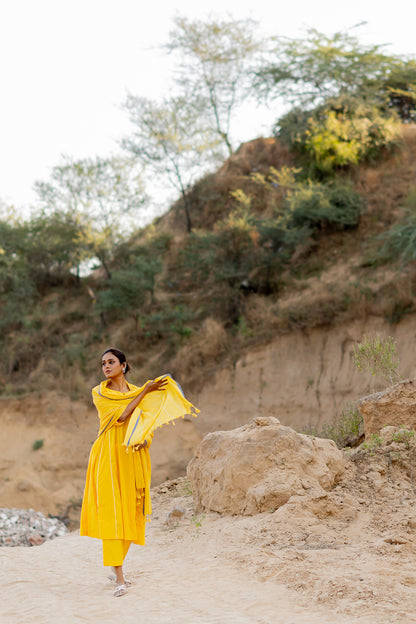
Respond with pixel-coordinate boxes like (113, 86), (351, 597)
(2, 464), (416, 624)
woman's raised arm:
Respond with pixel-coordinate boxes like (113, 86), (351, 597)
(117, 377), (168, 423)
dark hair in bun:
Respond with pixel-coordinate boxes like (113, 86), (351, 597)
(101, 348), (131, 373)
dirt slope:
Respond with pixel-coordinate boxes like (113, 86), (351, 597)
(1, 313), (416, 523)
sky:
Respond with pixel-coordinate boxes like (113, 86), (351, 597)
(0, 0), (415, 214)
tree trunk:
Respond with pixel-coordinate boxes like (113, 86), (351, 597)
(181, 191), (192, 233)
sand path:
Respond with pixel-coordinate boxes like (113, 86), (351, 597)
(0, 523), (380, 624)
(2, 473), (416, 624)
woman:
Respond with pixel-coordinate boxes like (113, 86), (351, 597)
(80, 348), (168, 597)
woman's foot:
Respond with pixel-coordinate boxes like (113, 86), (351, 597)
(113, 584), (127, 597)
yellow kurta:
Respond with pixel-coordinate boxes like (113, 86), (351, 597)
(80, 375), (199, 566)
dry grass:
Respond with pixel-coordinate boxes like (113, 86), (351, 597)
(218, 137), (295, 177)
(243, 295), (282, 332)
(353, 125), (416, 228)
(170, 318), (227, 385)
(158, 138), (296, 233)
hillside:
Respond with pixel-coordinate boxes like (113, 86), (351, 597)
(4, 128), (416, 393)
(2, 126), (416, 523)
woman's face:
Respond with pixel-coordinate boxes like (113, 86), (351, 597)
(102, 352), (124, 379)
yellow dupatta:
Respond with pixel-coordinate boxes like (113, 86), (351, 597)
(93, 374), (199, 449)
(123, 374), (199, 450)
(93, 380), (143, 438)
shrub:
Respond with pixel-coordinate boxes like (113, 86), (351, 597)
(140, 304), (195, 344)
(362, 433), (383, 455)
(276, 95), (401, 175)
(173, 168), (365, 320)
(392, 428), (415, 449)
(305, 403), (364, 449)
(286, 179), (364, 230)
(97, 255), (163, 326)
(184, 206), (300, 299)
(352, 334), (401, 386)
(376, 186), (416, 265)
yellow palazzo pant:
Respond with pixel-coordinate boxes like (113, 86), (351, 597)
(102, 539), (132, 567)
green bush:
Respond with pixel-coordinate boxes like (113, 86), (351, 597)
(392, 427), (415, 449)
(175, 205), (292, 304)
(32, 439), (44, 451)
(286, 179), (364, 230)
(277, 108), (311, 152)
(276, 96), (401, 175)
(352, 334), (401, 386)
(140, 304), (195, 343)
(173, 172), (365, 316)
(97, 255), (163, 324)
(376, 187), (416, 265)
(302, 403), (363, 448)
(319, 404), (364, 448)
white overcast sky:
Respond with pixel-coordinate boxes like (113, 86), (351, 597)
(0, 0), (415, 212)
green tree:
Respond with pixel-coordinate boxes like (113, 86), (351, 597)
(34, 155), (147, 278)
(166, 15), (264, 156)
(0, 213), (39, 342)
(175, 198), (291, 320)
(97, 255), (163, 331)
(0, 223), (29, 294)
(122, 95), (219, 232)
(254, 27), (402, 108)
(376, 60), (416, 122)
(26, 209), (86, 285)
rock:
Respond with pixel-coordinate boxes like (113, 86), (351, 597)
(376, 534), (410, 546)
(247, 480), (292, 512)
(0, 508), (68, 547)
(187, 416), (347, 515)
(357, 379), (416, 438)
(164, 506), (186, 526)
(28, 533), (45, 546)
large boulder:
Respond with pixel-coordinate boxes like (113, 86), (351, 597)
(357, 379), (416, 438)
(187, 416), (347, 515)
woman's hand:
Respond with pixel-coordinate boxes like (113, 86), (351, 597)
(145, 377), (168, 394)
(117, 376), (168, 424)
(134, 440), (148, 451)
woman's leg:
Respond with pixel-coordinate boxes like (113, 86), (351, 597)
(102, 539), (132, 595)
